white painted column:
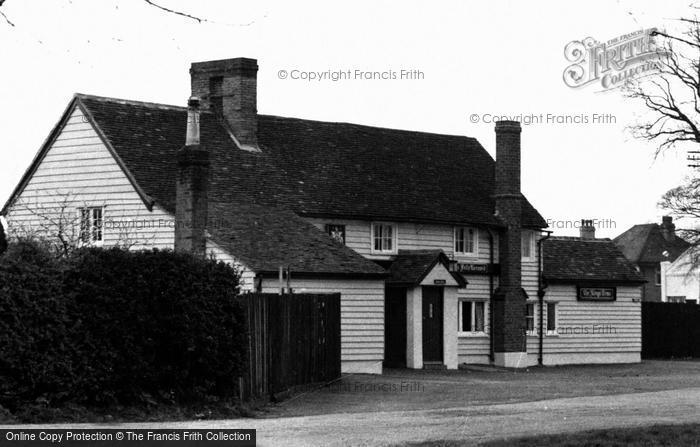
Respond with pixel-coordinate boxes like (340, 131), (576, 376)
(660, 261), (670, 302)
(406, 286), (423, 369)
(443, 286), (458, 369)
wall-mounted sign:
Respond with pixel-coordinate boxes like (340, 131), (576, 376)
(451, 263), (499, 275)
(433, 279), (447, 285)
(577, 286), (616, 301)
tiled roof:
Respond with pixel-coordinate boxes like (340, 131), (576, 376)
(207, 202), (386, 277)
(387, 250), (466, 286)
(543, 237), (645, 284)
(75, 94), (547, 228)
(614, 224), (690, 264)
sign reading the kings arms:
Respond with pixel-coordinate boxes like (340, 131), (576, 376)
(577, 286), (616, 301)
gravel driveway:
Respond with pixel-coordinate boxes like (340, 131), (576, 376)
(6, 361), (700, 446)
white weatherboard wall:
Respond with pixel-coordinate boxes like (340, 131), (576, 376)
(206, 240), (257, 292)
(306, 218), (544, 366)
(5, 106), (174, 249)
(261, 278), (385, 375)
(525, 285), (642, 365)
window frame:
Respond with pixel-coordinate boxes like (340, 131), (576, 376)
(458, 299), (488, 336)
(546, 301), (558, 336)
(370, 222), (398, 254)
(325, 223), (346, 245)
(454, 226), (478, 258)
(521, 230), (535, 261)
(655, 267), (662, 286)
(525, 302), (536, 336)
(79, 206), (104, 246)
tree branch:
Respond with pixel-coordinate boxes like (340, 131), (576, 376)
(0, 0), (15, 27)
(143, 0), (204, 23)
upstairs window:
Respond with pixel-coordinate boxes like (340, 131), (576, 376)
(79, 207), (103, 244)
(522, 231), (534, 260)
(325, 224), (346, 245)
(655, 268), (662, 286)
(454, 227), (478, 256)
(371, 223), (397, 254)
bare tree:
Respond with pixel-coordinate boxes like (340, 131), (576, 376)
(625, 20), (700, 158)
(7, 191), (151, 258)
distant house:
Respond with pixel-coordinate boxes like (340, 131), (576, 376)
(614, 216), (690, 302)
(660, 247), (700, 304)
(2, 57), (645, 373)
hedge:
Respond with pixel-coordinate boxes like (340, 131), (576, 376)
(0, 242), (245, 410)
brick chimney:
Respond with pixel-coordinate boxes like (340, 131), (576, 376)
(580, 219), (595, 239)
(190, 57), (259, 150)
(660, 215), (675, 242)
(492, 120), (527, 368)
(175, 97), (209, 258)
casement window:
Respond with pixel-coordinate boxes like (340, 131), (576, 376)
(459, 300), (486, 334)
(655, 268), (662, 286)
(79, 207), (103, 244)
(371, 223), (397, 254)
(521, 231), (534, 260)
(546, 302), (557, 335)
(525, 302), (536, 335)
(325, 224), (346, 245)
(454, 227), (478, 257)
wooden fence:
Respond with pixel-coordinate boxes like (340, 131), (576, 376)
(237, 293), (341, 400)
(642, 302), (700, 359)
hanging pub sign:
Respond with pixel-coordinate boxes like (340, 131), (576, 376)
(451, 262), (500, 275)
(577, 286), (616, 301)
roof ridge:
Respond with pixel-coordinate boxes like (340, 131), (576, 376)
(260, 113), (477, 140)
(549, 236), (613, 242)
(76, 93), (477, 140)
(75, 93), (188, 112)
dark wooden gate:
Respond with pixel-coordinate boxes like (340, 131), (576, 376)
(237, 293), (341, 400)
(642, 302), (700, 359)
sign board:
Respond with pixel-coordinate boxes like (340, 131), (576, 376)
(452, 263), (499, 275)
(433, 279), (447, 285)
(577, 286), (616, 301)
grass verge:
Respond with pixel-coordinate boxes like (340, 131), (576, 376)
(399, 423), (700, 446)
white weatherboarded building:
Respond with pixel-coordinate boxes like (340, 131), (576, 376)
(3, 57), (644, 373)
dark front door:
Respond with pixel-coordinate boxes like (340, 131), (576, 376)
(422, 286), (444, 363)
(384, 287), (407, 368)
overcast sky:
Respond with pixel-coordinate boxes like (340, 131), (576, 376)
(0, 0), (695, 237)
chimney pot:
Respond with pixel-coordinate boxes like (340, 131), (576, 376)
(660, 215), (676, 241)
(580, 219), (595, 239)
(185, 96), (201, 146)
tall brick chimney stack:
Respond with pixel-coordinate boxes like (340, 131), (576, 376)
(175, 97), (209, 258)
(580, 219), (595, 239)
(190, 57), (259, 150)
(492, 120), (527, 368)
(660, 215), (676, 242)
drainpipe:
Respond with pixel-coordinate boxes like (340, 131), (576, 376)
(537, 230), (552, 366)
(487, 228), (496, 362)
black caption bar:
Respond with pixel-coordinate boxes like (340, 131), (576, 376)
(0, 429), (256, 446)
